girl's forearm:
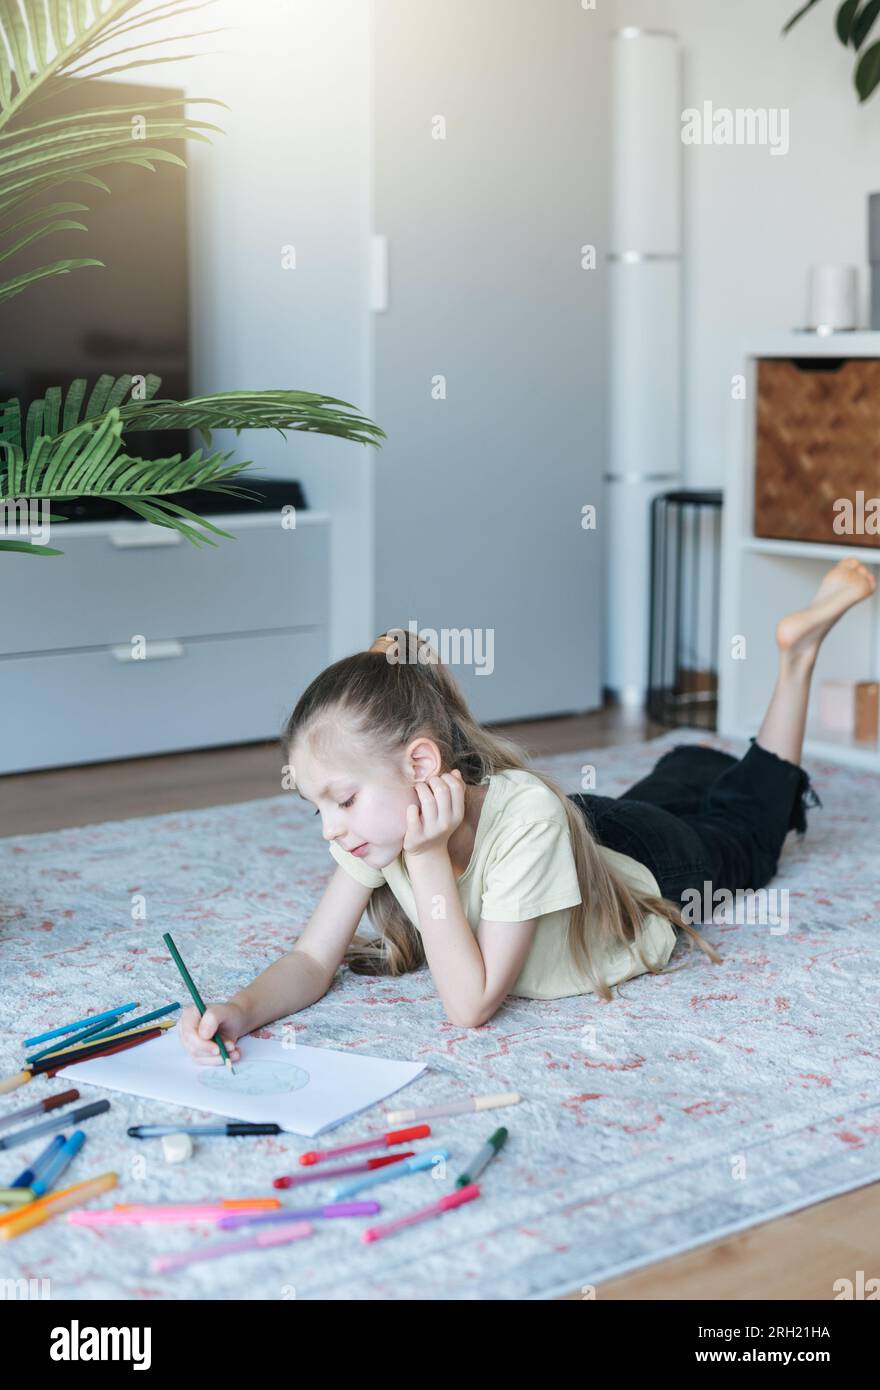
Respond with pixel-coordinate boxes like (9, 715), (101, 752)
(405, 850), (487, 1023)
(229, 949), (332, 1033)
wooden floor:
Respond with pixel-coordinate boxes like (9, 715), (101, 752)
(3, 700), (875, 1300)
(0, 701), (667, 836)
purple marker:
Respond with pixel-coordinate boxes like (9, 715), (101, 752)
(217, 1200), (380, 1230)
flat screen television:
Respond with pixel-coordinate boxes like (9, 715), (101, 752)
(0, 76), (193, 483)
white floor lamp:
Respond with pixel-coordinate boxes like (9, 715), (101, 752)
(604, 26), (683, 708)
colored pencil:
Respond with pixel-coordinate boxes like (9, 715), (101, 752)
(35, 1018), (174, 1062)
(26, 1013), (126, 1065)
(42, 1026), (165, 1076)
(0, 1025), (166, 1092)
(0, 1070), (34, 1096)
(161, 932), (234, 1073)
(27, 1003), (179, 1064)
(38, 1030), (162, 1079)
(24, 1005), (138, 1046)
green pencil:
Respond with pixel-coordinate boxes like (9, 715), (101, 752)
(161, 932), (235, 1074)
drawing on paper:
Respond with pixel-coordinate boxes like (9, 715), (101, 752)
(198, 1059), (310, 1096)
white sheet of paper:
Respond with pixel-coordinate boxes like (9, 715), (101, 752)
(56, 1029), (427, 1137)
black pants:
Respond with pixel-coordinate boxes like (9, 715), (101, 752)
(568, 737), (823, 904)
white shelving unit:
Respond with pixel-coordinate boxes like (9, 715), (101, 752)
(718, 332), (880, 772)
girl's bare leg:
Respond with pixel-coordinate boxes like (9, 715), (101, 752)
(755, 557), (877, 766)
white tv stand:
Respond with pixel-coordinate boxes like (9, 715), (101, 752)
(717, 332), (880, 772)
(0, 510), (330, 774)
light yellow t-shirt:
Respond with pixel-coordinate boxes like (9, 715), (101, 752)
(327, 767), (677, 1000)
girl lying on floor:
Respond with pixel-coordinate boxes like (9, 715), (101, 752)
(178, 556), (876, 1051)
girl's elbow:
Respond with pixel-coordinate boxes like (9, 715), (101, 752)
(450, 1014), (485, 1030)
(448, 1000), (498, 1029)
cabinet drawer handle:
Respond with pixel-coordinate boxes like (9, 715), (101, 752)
(111, 640), (185, 663)
(788, 357), (846, 373)
(110, 526), (182, 549)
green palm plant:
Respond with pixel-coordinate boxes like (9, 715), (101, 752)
(784, 0), (880, 101)
(0, 0), (385, 555)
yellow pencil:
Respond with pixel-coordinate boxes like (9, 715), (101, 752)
(0, 1070), (33, 1096)
(35, 1017), (176, 1060)
(0, 1018), (177, 1093)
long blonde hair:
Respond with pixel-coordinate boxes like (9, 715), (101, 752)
(283, 630), (721, 1003)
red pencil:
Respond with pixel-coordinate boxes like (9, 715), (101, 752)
(43, 1026), (164, 1077)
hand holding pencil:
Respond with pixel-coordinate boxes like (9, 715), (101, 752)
(177, 1002), (244, 1066)
(162, 932), (239, 1073)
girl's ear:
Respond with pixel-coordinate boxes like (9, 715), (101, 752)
(404, 735), (443, 785)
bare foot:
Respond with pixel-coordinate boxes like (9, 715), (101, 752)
(775, 556), (877, 660)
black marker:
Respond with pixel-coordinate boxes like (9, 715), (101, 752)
(128, 1123), (282, 1138)
(0, 1099), (111, 1150)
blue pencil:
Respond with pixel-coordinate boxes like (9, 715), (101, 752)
(26, 1003), (180, 1064)
(23, 1003), (138, 1047)
(26, 1013), (126, 1065)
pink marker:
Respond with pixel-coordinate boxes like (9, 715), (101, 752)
(151, 1220), (314, 1272)
(362, 1182), (481, 1242)
(298, 1124), (430, 1166)
(274, 1152), (414, 1188)
(68, 1206), (269, 1225)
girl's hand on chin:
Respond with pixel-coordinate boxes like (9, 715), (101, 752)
(403, 770), (465, 858)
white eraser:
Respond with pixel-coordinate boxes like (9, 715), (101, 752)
(161, 1132), (193, 1164)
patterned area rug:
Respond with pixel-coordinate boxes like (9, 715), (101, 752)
(1, 727), (878, 1301)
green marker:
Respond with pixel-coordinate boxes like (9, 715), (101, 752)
(454, 1126), (508, 1188)
(161, 932), (235, 1074)
(0, 1187), (35, 1206)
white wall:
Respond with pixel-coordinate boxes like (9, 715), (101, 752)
(618, 0), (880, 487)
(371, 0), (608, 723)
(98, 0), (877, 684)
(115, 0), (375, 660)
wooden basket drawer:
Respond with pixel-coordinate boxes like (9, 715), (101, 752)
(754, 357), (880, 547)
